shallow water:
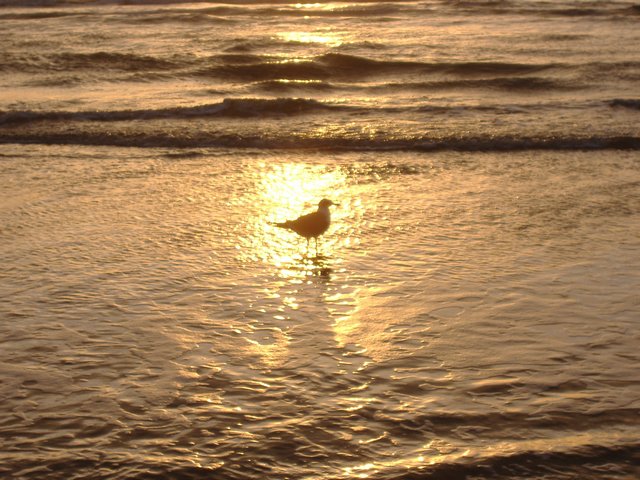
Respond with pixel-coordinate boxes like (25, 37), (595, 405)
(1, 145), (639, 479)
(1, 0), (640, 477)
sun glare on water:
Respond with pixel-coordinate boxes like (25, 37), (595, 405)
(234, 162), (352, 271)
(278, 30), (343, 47)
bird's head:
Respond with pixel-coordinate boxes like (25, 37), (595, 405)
(318, 198), (338, 208)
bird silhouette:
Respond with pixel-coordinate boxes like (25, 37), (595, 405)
(271, 199), (338, 254)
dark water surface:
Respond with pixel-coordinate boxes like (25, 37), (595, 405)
(1, 0), (640, 150)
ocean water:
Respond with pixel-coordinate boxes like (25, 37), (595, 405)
(1, 1), (640, 479)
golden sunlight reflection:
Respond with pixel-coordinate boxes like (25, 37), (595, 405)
(238, 162), (350, 271)
(333, 286), (427, 362)
(293, 2), (323, 8)
(246, 327), (291, 368)
(270, 79), (327, 86)
(339, 431), (607, 479)
(277, 30), (343, 47)
(227, 161), (353, 366)
(343, 443), (472, 479)
(228, 160), (390, 368)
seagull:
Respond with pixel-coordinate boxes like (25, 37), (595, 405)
(271, 199), (338, 254)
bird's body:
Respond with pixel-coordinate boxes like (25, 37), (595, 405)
(272, 199), (337, 253)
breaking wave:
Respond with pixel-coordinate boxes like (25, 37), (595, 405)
(373, 76), (581, 92)
(2, 129), (639, 151)
(3, 95), (635, 127)
(2, 0), (638, 20)
(442, 0), (640, 19)
(199, 53), (559, 82)
(4, 49), (639, 88)
(1, 50), (563, 80)
(0, 98), (346, 125)
(610, 98), (640, 110)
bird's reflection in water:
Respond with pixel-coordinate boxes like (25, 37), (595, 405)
(285, 254), (333, 279)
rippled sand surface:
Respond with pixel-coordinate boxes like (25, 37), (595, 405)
(1, 145), (639, 479)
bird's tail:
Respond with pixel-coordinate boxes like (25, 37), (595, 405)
(269, 221), (291, 229)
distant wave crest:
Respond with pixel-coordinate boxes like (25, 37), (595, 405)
(609, 98), (640, 110)
(2, 128), (639, 152)
(6, 50), (638, 88)
(0, 98), (343, 126)
(1, 0), (638, 22)
(377, 77), (580, 92)
(199, 53), (559, 82)
(0, 51), (179, 73)
(3, 94), (636, 128)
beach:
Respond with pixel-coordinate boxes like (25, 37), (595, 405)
(1, 1), (640, 478)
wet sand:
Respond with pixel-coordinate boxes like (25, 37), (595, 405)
(1, 145), (639, 479)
